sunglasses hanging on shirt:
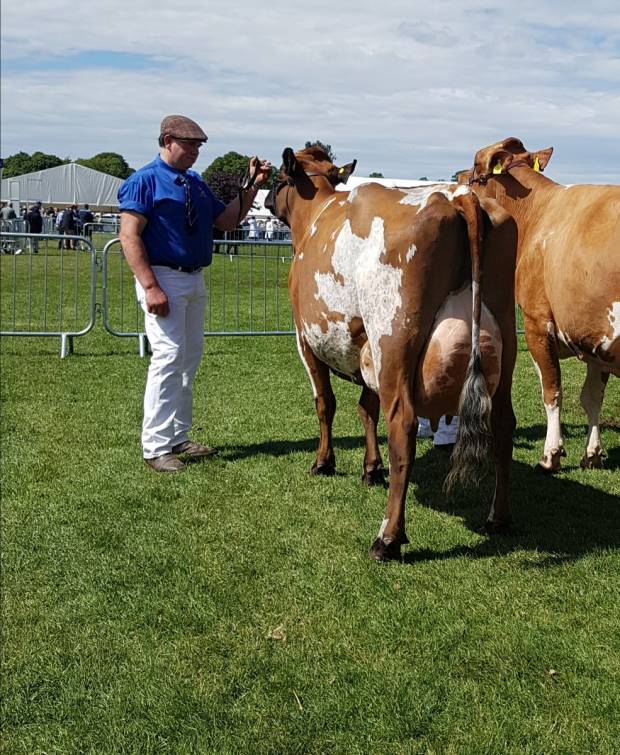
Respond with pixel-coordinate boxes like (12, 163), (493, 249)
(178, 175), (198, 234)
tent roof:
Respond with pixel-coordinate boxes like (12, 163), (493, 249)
(1, 163), (125, 208)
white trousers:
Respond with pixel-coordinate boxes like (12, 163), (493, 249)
(417, 415), (459, 445)
(136, 267), (206, 459)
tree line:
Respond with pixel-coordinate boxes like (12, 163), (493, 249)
(1, 151), (135, 180)
(2, 140), (391, 202)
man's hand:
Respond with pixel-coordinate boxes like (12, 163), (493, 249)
(144, 285), (169, 317)
(249, 156), (272, 188)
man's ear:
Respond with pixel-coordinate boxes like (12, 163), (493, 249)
(531, 147), (553, 172)
(330, 159), (357, 186)
(282, 148), (298, 179)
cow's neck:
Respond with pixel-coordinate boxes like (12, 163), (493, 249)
(482, 168), (558, 253)
(288, 184), (335, 247)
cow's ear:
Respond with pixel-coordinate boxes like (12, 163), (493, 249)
(531, 147), (553, 172)
(479, 148), (513, 177)
(331, 159), (357, 186)
(454, 169), (472, 185)
(282, 148), (298, 178)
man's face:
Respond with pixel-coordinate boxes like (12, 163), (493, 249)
(162, 135), (205, 171)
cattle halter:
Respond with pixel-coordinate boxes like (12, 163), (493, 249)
(468, 158), (539, 186)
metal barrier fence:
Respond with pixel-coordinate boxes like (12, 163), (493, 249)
(2, 229), (525, 358)
(0, 232), (98, 357)
(102, 239), (295, 354)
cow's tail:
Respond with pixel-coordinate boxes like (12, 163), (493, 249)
(445, 191), (493, 492)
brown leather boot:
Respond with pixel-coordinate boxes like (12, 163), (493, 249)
(171, 441), (218, 459)
(145, 453), (185, 472)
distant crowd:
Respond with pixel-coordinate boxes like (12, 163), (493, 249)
(0, 200), (290, 254)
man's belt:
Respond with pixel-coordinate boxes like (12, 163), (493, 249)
(155, 263), (203, 273)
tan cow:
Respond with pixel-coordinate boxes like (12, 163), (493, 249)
(265, 147), (518, 560)
(464, 137), (620, 472)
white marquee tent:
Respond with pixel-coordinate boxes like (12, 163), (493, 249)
(0, 163), (125, 208)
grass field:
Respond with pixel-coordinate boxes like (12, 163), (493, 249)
(1, 261), (619, 752)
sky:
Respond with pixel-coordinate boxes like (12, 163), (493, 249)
(1, 1), (619, 184)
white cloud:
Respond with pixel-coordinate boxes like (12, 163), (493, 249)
(1, 0), (619, 183)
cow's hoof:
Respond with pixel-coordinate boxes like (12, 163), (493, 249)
(536, 450), (563, 474)
(369, 538), (402, 562)
(362, 466), (387, 487)
(580, 451), (605, 469)
(484, 519), (512, 536)
(310, 461), (335, 477)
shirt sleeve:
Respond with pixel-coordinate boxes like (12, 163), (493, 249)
(118, 174), (153, 216)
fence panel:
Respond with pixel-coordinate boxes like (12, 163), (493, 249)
(102, 239), (295, 353)
(0, 232), (97, 357)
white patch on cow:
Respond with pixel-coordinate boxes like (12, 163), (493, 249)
(600, 301), (620, 351)
(342, 217), (403, 384)
(546, 321), (555, 337)
(543, 401), (563, 459)
(406, 243), (417, 262)
(310, 196), (337, 237)
(295, 328), (318, 399)
(377, 517), (389, 539)
(301, 318), (360, 376)
(398, 183), (469, 210)
(347, 184), (364, 203)
(302, 216), (402, 386)
(298, 252), (304, 260)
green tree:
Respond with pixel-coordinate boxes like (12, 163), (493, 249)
(2, 151), (67, 177)
(369, 171), (384, 178)
(29, 152), (66, 172)
(203, 151), (250, 184)
(203, 151), (277, 199)
(304, 140), (336, 162)
(76, 152), (133, 179)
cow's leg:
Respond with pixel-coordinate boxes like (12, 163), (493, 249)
(369, 383), (417, 561)
(357, 386), (386, 486)
(523, 317), (565, 472)
(486, 362), (517, 535)
(296, 331), (336, 476)
(579, 363), (609, 469)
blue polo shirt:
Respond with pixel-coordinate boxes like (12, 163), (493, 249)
(118, 156), (226, 268)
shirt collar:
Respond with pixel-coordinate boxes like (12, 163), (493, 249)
(156, 155), (188, 184)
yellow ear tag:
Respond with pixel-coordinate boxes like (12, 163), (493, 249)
(533, 156), (541, 172)
(338, 167), (344, 174)
(492, 160), (503, 175)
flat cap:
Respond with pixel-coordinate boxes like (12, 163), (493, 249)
(160, 115), (207, 142)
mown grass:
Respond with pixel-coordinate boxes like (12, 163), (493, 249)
(1, 277), (619, 752)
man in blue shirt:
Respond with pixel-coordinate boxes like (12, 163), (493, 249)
(119, 114), (271, 472)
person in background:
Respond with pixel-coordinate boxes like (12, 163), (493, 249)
(60, 204), (77, 249)
(1, 202), (19, 253)
(118, 114), (271, 472)
(25, 202), (43, 254)
(417, 416), (459, 451)
(78, 203), (95, 244)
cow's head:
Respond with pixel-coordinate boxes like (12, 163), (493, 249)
(264, 146), (357, 225)
(469, 137), (554, 185)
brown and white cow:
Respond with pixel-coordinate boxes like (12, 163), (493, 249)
(464, 137), (620, 472)
(265, 147), (518, 560)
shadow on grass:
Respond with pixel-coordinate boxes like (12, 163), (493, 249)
(223, 428), (619, 565)
(407, 450), (619, 566)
